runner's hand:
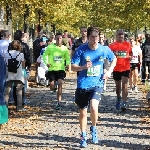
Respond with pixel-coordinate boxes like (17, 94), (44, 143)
(65, 65), (69, 71)
(47, 64), (51, 68)
(83, 61), (92, 69)
(103, 70), (112, 79)
(129, 56), (132, 61)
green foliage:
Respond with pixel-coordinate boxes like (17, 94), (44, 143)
(0, 0), (150, 34)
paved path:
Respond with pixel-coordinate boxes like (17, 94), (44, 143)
(0, 73), (150, 150)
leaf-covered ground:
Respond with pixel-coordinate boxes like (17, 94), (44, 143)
(0, 64), (149, 150)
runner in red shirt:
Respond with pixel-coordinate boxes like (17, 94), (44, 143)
(109, 29), (132, 111)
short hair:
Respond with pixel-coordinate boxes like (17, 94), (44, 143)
(116, 29), (124, 35)
(56, 32), (62, 36)
(10, 40), (22, 51)
(64, 30), (68, 33)
(87, 26), (100, 37)
(43, 30), (47, 35)
(80, 26), (87, 30)
(3, 30), (10, 38)
(14, 30), (22, 40)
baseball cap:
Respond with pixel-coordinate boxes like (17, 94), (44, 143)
(40, 37), (47, 42)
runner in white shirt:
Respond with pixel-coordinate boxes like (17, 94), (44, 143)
(129, 38), (142, 92)
(36, 50), (48, 86)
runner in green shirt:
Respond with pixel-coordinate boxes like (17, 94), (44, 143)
(43, 32), (70, 110)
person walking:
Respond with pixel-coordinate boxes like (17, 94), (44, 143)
(4, 40), (25, 111)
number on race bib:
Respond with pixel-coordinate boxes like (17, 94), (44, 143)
(53, 56), (62, 62)
(116, 51), (127, 58)
(87, 65), (101, 76)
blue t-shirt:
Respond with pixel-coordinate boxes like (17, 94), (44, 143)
(71, 43), (115, 89)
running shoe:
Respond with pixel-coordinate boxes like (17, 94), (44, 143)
(55, 103), (61, 110)
(128, 88), (133, 93)
(16, 108), (26, 112)
(121, 102), (127, 112)
(103, 85), (106, 91)
(116, 96), (121, 110)
(80, 132), (87, 148)
(90, 126), (98, 144)
(134, 86), (139, 93)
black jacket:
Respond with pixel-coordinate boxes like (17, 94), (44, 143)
(33, 38), (41, 59)
(72, 37), (85, 51)
(141, 41), (150, 61)
(33, 35), (49, 59)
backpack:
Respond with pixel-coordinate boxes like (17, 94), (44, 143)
(7, 52), (21, 73)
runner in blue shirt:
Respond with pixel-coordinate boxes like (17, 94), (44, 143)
(71, 26), (117, 148)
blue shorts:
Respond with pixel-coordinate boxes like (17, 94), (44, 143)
(75, 86), (103, 109)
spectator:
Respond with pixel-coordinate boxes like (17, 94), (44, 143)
(4, 40), (25, 111)
(0, 31), (9, 125)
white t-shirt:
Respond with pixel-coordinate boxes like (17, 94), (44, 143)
(5, 50), (25, 83)
(130, 46), (142, 63)
(0, 40), (10, 57)
(37, 55), (48, 71)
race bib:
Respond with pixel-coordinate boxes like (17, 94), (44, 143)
(131, 55), (138, 63)
(87, 65), (101, 76)
(53, 56), (62, 62)
(115, 51), (127, 58)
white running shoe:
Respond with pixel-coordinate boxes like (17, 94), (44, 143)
(103, 85), (106, 91)
(134, 86), (138, 93)
(129, 89), (133, 93)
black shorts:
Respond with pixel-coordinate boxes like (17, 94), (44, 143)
(75, 87), (103, 109)
(47, 70), (66, 82)
(113, 70), (130, 81)
(130, 63), (139, 71)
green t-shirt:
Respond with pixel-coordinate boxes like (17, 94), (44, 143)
(42, 43), (70, 71)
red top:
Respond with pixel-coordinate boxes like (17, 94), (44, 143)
(109, 41), (132, 72)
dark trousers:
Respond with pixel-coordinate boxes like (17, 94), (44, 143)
(5, 81), (23, 110)
(141, 61), (150, 82)
(13, 86), (25, 106)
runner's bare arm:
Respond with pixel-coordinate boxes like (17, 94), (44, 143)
(109, 56), (117, 72)
(103, 56), (117, 79)
(139, 51), (142, 65)
(71, 61), (92, 72)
